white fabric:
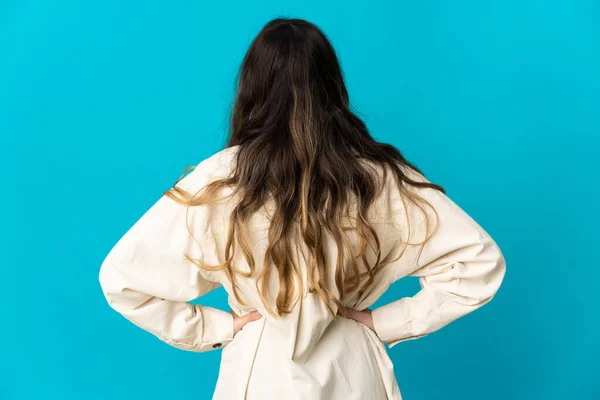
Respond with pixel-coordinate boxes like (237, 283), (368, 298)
(98, 145), (506, 399)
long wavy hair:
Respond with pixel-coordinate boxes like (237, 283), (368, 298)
(163, 17), (445, 319)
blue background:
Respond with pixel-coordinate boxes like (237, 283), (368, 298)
(1, 1), (598, 399)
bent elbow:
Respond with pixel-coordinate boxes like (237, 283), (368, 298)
(98, 256), (127, 311)
(98, 260), (116, 311)
(98, 255), (155, 320)
(459, 241), (507, 307)
(482, 242), (507, 303)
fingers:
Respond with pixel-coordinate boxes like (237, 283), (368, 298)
(344, 308), (359, 319)
(339, 307), (367, 324)
(242, 310), (262, 324)
(233, 310), (263, 336)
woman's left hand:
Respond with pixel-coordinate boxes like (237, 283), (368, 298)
(230, 309), (262, 336)
(338, 306), (375, 332)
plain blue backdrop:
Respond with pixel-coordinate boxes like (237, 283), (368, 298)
(1, 1), (598, 399)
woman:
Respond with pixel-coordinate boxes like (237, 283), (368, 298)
(98, 17), (506, 400)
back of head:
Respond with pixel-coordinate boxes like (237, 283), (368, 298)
(168, 17), (445, 318)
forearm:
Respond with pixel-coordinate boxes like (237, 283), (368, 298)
(371, 255), (506, 348)
(99, 254), (235, 352)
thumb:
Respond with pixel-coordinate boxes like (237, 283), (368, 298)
(242, 310), (262, 324)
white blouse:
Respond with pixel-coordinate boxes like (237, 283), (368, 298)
(98, 145), (506, 400)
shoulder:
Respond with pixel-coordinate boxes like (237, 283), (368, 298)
(174, 145), (240, 192)
(358, 157), (431, 197)
(200, 144), (240, 170)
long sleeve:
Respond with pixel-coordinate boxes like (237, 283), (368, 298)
(98, 156), (235, 352)
(371, 167), (507, 349)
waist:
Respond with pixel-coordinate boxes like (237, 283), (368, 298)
(246, 316), (389, 399)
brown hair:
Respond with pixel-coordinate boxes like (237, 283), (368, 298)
(163, 17), (444, 319)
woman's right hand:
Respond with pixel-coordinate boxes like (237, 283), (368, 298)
(338, 306), (375, 332)
(230, 309), (263, 336)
